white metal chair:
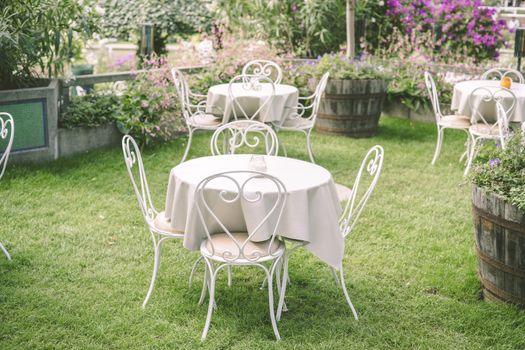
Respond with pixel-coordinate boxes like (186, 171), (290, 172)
(171, 68), (223, 163)
(273, 72), (329, 163)
(277, 145), (384, 322)
(242, 60), (283, 84)
(210, 120), (279, 156)
(122, 135), (202, 308)
(481, 68), (525, 84)
(227, 74), (275, 122)
(195, 170), (288, 340)
(0, 112), (14, 260)
(424, 71), (471, 165)
(464, 87), (516, 175)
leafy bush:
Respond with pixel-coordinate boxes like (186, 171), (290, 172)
(98, 0), (211, 40)
(310, 53), (388, 80)
(216, 0), (346, 57)
(471, 130), (525, 210)
(0, 0), (98, 90)
(60, 94), (119, 129)
(115, 57), (183, 146)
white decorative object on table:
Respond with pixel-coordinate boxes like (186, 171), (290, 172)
(122, 135), (202, 307)
(171, 68), (222, 163)
(273, 72), (330, 163)
(424, 71), (471, 165)
(195, 170), (287, 340)
(164, 154), (343, 269)
(206, 79), (298, 124)
(451, 80), (525, 123)
(242, 59), (283, 84)
(0, 112), (14, 260)
(463, 88), (516, 176)
(210, 120), (279, 156)
(249, 155), (267, 172)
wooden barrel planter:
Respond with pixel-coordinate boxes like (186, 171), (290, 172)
(316, 79), (388, 138)
(471, 185), (525, 307)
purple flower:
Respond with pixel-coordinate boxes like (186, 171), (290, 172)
(489, 158), (501, 167)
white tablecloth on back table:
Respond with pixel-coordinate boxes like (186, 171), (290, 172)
(206, 83), (299, 124)
(451, 80), (525, 123)
(163, 154), (343, 268)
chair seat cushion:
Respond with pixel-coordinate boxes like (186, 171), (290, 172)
(335, 183), (353, 202)
(202, 232), (283, 260)
(438, 115), (471, 129)
(280, 117), (313, 129)
(189, 114), (221, 127)
(469, 123), (500, 137)
(153, 211), (181, 234)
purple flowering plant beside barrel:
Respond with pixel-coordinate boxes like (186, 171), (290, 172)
(308, 53), (389, 138)
(470, 130), (525, 307)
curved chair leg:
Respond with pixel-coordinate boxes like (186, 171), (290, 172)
(142, 237), (163, 308)
(431, 126), (444, 165)
(227, 265), (232, 287)
(268, 260), (281, 340)
(189, 256), (203, 288)
(464, 134), (478, 177)
(306, 129), (316, 164)
(201, 259), (216, 341)
(276, 256), (289, 321)
(180, 128), (194, 163)
(330, 266), (341, 287)
(0, 242), (11, 261)
(339, 265), (358, 320)
(459, 130), (470, 163)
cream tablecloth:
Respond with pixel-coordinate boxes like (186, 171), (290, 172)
(206, 83), (298, 124)
(451, 80), (525, 123)
(163, 154), (343, 268)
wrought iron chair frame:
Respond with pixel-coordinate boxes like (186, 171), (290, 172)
(210, 120), (279, 156)
(424, 71), (471, 165)
(0, 112), (14, 260)
(464, 87), (516, 175)
(481, 68), (525, 84)
(273, 72), (330, 163)
(171, 68), (222, 163)
(195, 170), (288, 340)
(227, 74), (276, 122)
(241, 60), (283, 84)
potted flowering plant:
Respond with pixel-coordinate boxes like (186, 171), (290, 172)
(470, 129), (525, 307)
(310, 53), (389, 138)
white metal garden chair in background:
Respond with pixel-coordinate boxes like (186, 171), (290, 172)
(424, 71), (471, 165)
(195, 170), (288, 340)
(273, 72), (330, 163)
(276, 145), (384, 322)
(228, 74), (276, 122)
(0, 112), (14, 260)
(463, 88), (516, 175)
(210, 120), (279, 156)
(171, 68), (223, 163)
(481, 68), (525, 84)
(242, 60), (283, 84)
(122, 135), (204, 308)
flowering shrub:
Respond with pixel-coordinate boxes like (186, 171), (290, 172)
(60, 93), (119, 129)
(471, 131), (525, 210)
(386, 0), (508, 61)
(115, 56), (182, 146)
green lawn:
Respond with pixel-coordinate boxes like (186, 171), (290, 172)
(1, 117), (524, 349)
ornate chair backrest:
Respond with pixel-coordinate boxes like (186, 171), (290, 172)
(308, 72), (330, 124)
(171, 68), (192, 118)
(0, 112), (14, 181)
(228, 75), (275, 121)
(496, 102), (511, 149)
(468, 87), (516, 135)
(210, 120), (279, 156)
(195, 170), (286, 262)
(339, 145), (384, 238)
(481, 68), (525, 84)
(424, 72), (443, 122)
(122, 135), (157, 228)
(242, 60), (283, 84)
